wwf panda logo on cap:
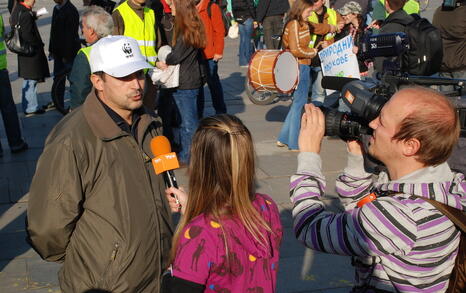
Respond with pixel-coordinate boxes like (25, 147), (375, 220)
(122, 43), (133, 58)
(90, 35), (153, 78)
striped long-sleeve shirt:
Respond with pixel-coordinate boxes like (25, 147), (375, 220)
(291, 152), (466, 293)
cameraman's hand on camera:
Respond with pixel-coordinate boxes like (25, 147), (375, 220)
(368, 20), (381, 30)
(165, 187), (188, 214)
(346, 140), (363, 155)
(299, 104), (325, 154)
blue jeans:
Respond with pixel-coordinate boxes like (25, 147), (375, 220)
(310, 66), (325, 106)
(172, 88), (199, 164)
(0, 69), (24, 151)
(22, 79), (39, 113)
(239, 18), (254, 66)
(278, 64), (311, 150)
(197, 59), (226, 118)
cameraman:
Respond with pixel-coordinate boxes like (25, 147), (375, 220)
(291, 87), (465, 292)
(372, 0), (413, 73)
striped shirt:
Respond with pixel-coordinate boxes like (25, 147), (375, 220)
(291, 152), (466, 292)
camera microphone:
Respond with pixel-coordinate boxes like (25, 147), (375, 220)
(321, 76), (359, 91)
(150, 136), (179, 191)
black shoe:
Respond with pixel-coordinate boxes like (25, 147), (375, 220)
(24, 108), (46, 117)
(43, 102), (56, 112)
(11, 142), (28, 153)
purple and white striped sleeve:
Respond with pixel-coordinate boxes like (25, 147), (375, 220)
(336, 152), (373, 206)
(291, 153), (417, 257)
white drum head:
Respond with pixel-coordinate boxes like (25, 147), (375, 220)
(274, 51), (299, 93)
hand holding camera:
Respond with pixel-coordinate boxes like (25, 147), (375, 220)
(298, 104), (325, 154)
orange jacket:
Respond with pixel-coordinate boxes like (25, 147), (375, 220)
(197, 0), (225, 59)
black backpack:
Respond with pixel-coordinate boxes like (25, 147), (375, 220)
(207, 0), (231, 37)
(392, 14), (443, 76)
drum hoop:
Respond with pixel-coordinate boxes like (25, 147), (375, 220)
(274, 50), (300, 94)
(247, 50), (260, 91)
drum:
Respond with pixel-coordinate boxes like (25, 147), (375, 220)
(248, 50), (299, 94)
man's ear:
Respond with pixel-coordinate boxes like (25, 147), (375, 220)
(402, 137), (421, 157)
(90, 74), (104, 91)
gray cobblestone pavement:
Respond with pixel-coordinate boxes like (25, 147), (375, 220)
(0, 0), (442, 291)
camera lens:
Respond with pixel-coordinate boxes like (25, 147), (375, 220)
(322, 108), (372, 141)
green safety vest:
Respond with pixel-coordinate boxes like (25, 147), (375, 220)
(115, 1), (157, 65)
(78, 46), (92, 61)
(0, 15), (7, 70)
(379, 0), (420, 17)
(308, 8), (337, 49)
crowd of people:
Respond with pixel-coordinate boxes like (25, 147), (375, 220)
(0, 0), (464, 292)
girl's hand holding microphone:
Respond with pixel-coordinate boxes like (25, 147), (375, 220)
(165, 187), (188, 214)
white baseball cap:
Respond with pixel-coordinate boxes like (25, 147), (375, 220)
(90, 35), (153, 78)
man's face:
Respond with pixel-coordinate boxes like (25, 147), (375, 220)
(342, 13), (357, 24)
(368, 93), (412, 164)
(94, 70), (145, 115)
(131, 0), (146, 6)
(81, 17), (95, 44)
(312, 0), (324, 11)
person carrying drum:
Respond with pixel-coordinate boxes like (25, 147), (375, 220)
(276, 0), (318, 151)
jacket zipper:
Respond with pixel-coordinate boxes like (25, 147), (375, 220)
(136, 138), (164, 268)
(101, 242), (119, 288)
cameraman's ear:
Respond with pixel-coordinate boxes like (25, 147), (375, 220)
(402, 138), (421, 157)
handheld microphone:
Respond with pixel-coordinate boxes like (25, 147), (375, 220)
(150, 136), (180, 203)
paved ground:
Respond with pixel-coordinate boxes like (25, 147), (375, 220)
(0, 0), (443, 292)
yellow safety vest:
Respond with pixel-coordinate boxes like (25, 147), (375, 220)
(78, 46), (92, 61)
(308, 8), (337, 49)
(379, 0), (420, 18)
(0, 15), (7, 70)
(115, 1), (157, 65)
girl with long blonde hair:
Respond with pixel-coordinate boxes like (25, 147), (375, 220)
(162, 114), (283, 293)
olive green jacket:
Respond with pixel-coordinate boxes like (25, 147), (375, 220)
(27, 91), (174, 292)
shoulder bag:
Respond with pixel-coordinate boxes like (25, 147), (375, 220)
(5, 10), (36, 56)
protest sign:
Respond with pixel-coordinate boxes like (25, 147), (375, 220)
(318, 35), (360, 94)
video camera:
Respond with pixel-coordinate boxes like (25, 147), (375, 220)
(320, 33), (466, 142)
(321, 78), (466, 141)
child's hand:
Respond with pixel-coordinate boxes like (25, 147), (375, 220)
(165, 187), (188, 214)
(156, 61), (168, 70)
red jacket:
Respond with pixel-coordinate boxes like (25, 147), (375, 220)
(197, 0), (225, 59)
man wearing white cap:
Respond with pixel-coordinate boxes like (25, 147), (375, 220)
(26, 35), (174, 293)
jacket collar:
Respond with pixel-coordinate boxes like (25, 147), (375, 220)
(19, 2), (32, 9)
(384, 9), (411, 24)
(83, 90), (158, 145)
